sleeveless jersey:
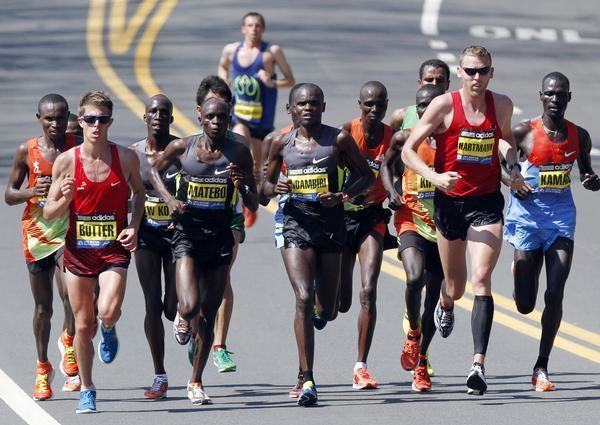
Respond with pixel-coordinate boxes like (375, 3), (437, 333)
(401, 105), (419, 130)
(134, 139), (180, 230)
(231, 41), (276, 130)
(64, 144), (130, 275)
(434, 90), (501, 197)
(394, 136), (437, 242)
(21, 135), (76, 262)
(505, 118), (579, 233)
(175, 133), (238, 239)
(345, 118), (392, 211)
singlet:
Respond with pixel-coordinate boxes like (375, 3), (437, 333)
(282, 125), (342, 219)
(434, 90), (501, 197)
(134, 139), (180, 230)
(175, 133), (239, 239)
(395, 135), (437, 242)
(505, 118), (579, 231)
(401, 105), (419, 130)
(345, 118), (392, 211)
(230, 41), (277, 130)
(64, 144), (129, 274)
(21, 135), (76, 262)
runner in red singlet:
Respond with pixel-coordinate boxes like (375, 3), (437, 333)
(44, 90), (145, 414)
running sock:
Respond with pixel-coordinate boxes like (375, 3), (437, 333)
(533, 356), (549, 371)
(80, 384), (96, 391)
(213, 345), (226, 351)
(354, 362), (367, 372)
(101, 322), (113, 332)
(472, 295), (494, 355)
(302, 370), (314, 383)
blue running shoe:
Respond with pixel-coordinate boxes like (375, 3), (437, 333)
(297, 380), (318, 407)
(312, 305), (327, 330)
(76, 389), (96, 414)
(98, 321), (119, 364)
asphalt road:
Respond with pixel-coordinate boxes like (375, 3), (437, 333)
(1, 1), (599, 424)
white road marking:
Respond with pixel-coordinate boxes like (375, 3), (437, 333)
(0, 368), (62, 425)
(437, 52), (456, 62)
(420, 0), (442, 36)
(429, 39), (448, 49)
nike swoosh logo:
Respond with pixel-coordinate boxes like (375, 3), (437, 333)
(312, 156), (329, 164)
(165, 171), (178, 179)
(77, 187), (85, 191)
(565, 151), (576, 157)
(111, 182), (120, 187)
(214, 169), (229, 175)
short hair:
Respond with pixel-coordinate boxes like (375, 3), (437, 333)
(145, 94), (173, 114)
(289, 83), (324, 104)
(37, 93), (68, 114)
(242, 12), (265, 28)
(542, 72), (570, 90)
(196, 75), (232, 105)
(68, 113), (79, 123)
(459, 45), (492, 66)
(419, 59), (450, 81)
(360, 81), (388, 98)
(200, 97), (230, 111)
(79, 89), (113, 116)
(416, 83), (445, 100)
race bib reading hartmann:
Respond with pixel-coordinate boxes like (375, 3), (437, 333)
(457, 129), (495, 164)
(76, 213), (117, 248)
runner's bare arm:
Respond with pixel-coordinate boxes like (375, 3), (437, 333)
(337, 130), (375, 199)
(43, 151), (74, 220)
(388, 106), (408, 131)
(576, 127), (600, 191)
(4, 142), (35, 205)
(261, 135), (288, 198)
(217, 43), (236, 85)
(496, 94), (524, 191)
(381, 130), (408, 207)
(149, 138), (187, 217)
(120, 148), (145, 250)
(229, 144), (258, 212)
(502, 121), (533, 198)
(269, 44), (295, 89)
(259, 130), (279, 206)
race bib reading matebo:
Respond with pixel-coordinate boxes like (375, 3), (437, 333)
(186, 176), (228, 210)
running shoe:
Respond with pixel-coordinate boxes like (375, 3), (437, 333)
(434, 300), (454, 338)
(97, 321), (119, 364)
(32, 361), (54, 401)
(400, 329), (421, 371)
(412, 361), (432, 392)
(289, 372), (304, 398)
(312, 304), (327, 330)
(188, 336), (197, 366)
(466, 362), (487, 395)
(243, 206), (257, 228)
(297, 380), (318, 407)
(213, 348), (237, 373)
(62, 375), (81, 392)
(187, 381), (212, 405)
(173, 312), (191, 345)
(532, 368), (555, 392)
(144, 375), (168, 400)
(58, 331), (79, 377)
(76, 389), (97, 414)
(352, 368), (378, 390)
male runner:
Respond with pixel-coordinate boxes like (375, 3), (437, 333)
(44, 90), (145, 413)
(5, 94), (79, 400)
(150, 97), (257, 405)
(389, 59), (450, 131)
(401, 46), (524, 395)
(67, 113), (83, 138)
(218, 11), (295, 226)
(263, 83), (374, 406)
(130, 94), (178, 399)
(338, 81), (393, 390)
(503, 72), (599, 391)
(381, 84), (445, 392)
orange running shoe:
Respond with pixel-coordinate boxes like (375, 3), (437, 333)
(412, 360), (432, 392)
(58, 331), (79, 377)
(32, 361), (54, 401)
(532, 368), (555, 392)
(352, 368), (378, 389)
(144, 375), (168, 400)
(62, 375), (81, 392)
(243, 206), (257, 228)
(400, 329), (421, 371)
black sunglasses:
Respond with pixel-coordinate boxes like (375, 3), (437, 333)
(462, 66), (491, 76)
(81, 115), (111, 124)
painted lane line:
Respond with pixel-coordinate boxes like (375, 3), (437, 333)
(0, 369), (62, 425)
(436, 52), (456, 62)
(429, 39), (448, 49)
(421, 0), (443, 36)
(109, 0), (158, 54)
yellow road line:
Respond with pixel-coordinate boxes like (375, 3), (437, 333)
(109, 0), (158, 54)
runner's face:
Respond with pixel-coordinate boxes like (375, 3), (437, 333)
(79, 105), (113, 144)
(37, 102), (69, 143)
(415, 92), (437, 119)
(292, 88), (324, 127)
(540, 78), (570, 119)
(458, 55), (493, 96)
(66, 120), (83, 136)
(242, 16), (264, 43)
(201, 101), (230, 139)
(419, 66), (449, 91)
(358, 87), (388, 124)
(144, 97), (173, 136)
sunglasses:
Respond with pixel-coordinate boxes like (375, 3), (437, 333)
(462, 66), (491, 76)
(80, 115), (111, 124)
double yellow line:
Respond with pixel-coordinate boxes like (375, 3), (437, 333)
(85, 0), (600, 363)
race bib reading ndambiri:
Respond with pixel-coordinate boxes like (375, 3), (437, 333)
(288, 166), (329, 202)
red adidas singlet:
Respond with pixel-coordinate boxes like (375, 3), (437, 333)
(528, 118), (579, 167)
(434, 90), (501, 197)
(64, 144), (130, 276)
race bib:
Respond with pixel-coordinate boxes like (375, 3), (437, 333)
(457, 129), (495, 164)
(186, 176), (228, 210)
(417, 173), (435, 200)
(144, 195), (171, 228)
(37, 195), (48, 209)
(288, 166), (329, 202)
(367, 158), (381, 178)
(76, 213), (117, 249)
(233, 74), (263, 121)
(539, 163), (572, 193)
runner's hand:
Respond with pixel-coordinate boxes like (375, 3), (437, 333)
(228, 163), (244, 188)
(387, 191), (403, 210)
(60, 173), (74, 202)
(33, 176), (52, 198)
(317, 191), (343, 207)
(117, 226), (137, 252)
(256, 69), (275, 88)
(274, 178), (292, 195)
(513, 182), (535, 200)
(582, 173), (600, 191)
(166, 197), (186, 218)
(432, 171), (461, 192)
(509, 167), (525, 192)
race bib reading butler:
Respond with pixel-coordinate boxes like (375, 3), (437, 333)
(288, 166), (329, 202)
(76, 213), (117, 248)
(186, 176), (228, 210)
(457, 129), (495, 164)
